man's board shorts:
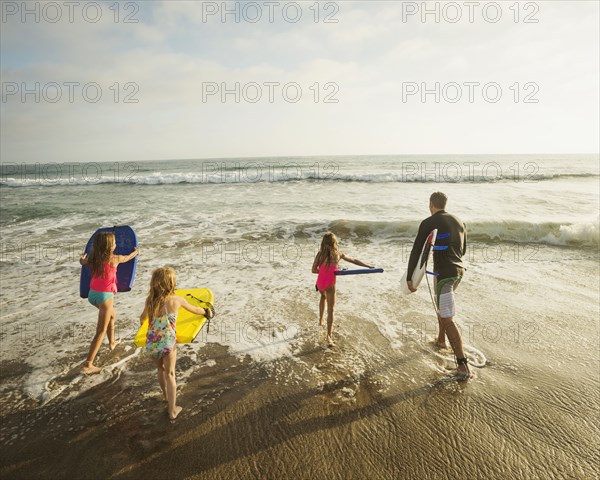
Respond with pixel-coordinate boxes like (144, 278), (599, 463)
(435, 276), (462, 318)
(88, 289), (115, 306)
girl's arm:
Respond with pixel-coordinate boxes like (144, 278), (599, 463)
(340, 253), (374, 269)
(174, 296), (208, 317)
(139, 305), (148, 325)
(311, 253), (321, 274)
(79, 253), (88, 265)
(113, 248), (140, 265)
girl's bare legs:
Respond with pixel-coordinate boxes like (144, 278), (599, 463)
(319, 292), (326, 326)
(82, 297), (114, 374)
(163, 348), (181, 419)
(325, 286), (336, 346)
(106, 309), (121, 350)
(152, 358), (168, 401)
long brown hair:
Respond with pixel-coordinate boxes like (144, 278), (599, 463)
(144, 267), (176, 320)
(317, 232), (339, 266)
(88, 232), (115, 278)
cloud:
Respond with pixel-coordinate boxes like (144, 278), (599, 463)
(1, 0), (598, 163)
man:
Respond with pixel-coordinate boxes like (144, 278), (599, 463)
(406, 192), (470, 379)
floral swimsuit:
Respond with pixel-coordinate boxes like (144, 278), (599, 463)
(145, 307), (177, 360)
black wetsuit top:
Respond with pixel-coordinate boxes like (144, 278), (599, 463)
(407, 210), (467, 281)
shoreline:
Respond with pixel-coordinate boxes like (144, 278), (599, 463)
(1, 335), (598, 480)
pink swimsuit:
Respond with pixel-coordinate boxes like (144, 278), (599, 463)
(316, 263), (338, 291)
(90, 262), (117, 293)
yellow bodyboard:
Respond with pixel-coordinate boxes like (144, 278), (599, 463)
(134, 288), (214, 348)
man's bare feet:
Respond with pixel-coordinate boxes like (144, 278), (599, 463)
(109, 338), (122, 351)
(434, 340), (448, 349)
(169, 406), (183, 420)
(319, 317), (324, 327)
(326, 335), (335, 347)
(456, 361), (473, 380)
(82, 363), (102, 374)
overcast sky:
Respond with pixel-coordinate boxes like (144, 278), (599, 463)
(1, 0), (598, 163)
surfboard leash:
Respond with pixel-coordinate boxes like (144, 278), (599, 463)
(425, 271), (440, 318)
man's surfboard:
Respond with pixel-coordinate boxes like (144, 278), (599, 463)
(79, 226), (138, 298)
(134, 288), (214, 347)
(336, 268), (384, 276)
(401, 229), (437, 294)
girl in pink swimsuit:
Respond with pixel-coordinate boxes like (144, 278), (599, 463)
(312, 232), (374, 347)
(79, 232), (139, 374)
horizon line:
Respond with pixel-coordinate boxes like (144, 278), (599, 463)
(2, 152), (599, 165)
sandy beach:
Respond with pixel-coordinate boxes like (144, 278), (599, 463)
(2, 289), (598, 480)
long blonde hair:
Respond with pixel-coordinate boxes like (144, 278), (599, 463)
(144, 267), (176, 320)
(88, 232), (115, 278)
(317, 232), (339, 266)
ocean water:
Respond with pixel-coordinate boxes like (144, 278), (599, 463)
(0, 154), (599, 479)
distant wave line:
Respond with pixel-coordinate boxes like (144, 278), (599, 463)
(1, 171), (597, 187)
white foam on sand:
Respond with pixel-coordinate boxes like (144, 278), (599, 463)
(428, 344), (487, 368)
(22, 348), (142, 405)
(23, 367), (70, 404)
(221, 321), (301, 363)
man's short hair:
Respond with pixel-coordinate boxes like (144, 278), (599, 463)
(430, 192), (448, 209)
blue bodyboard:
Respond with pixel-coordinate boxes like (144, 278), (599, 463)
(335, 268), (384, 276)
(79, 226), (138, 298)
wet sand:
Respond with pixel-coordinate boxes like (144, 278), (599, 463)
(1, 327), (598, 480)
